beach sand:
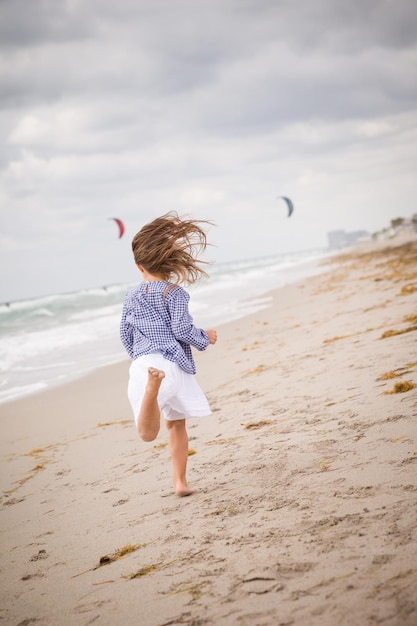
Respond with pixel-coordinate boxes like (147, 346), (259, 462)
(1, 236), (416, 626)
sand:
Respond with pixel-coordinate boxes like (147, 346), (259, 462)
(1, 236), (416, 626)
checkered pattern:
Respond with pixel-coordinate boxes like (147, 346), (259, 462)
(120, 281), (209, 374)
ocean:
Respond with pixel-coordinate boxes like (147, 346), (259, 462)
(0, 248), (332, 404)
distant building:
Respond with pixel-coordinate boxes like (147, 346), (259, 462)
(327, 229), (370, 249)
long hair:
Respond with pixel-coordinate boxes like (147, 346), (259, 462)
(132, 212), (213, 285)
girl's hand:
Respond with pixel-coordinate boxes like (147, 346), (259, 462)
(206, 329), (217, 345)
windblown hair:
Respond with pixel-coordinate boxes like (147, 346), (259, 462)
(132, 212), (213, 285)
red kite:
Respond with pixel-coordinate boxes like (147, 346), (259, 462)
(109, 217), (125, 238)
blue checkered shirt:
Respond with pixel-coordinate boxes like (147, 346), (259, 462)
(120, 281), (209, 374)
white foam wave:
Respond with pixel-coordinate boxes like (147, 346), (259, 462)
(0, 248), (331, 403)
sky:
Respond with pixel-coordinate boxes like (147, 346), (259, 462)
(1, 0), (416, 302)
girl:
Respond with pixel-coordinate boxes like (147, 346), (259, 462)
(120, 212), (217, 497)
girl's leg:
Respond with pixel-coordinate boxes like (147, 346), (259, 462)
(137, 368), (165, 442)
(165, 418), (193, 497)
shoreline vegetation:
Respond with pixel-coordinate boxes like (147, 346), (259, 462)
(0, 234), (416, 625)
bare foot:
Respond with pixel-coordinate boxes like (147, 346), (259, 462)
(175, 481), (194, 497)
(147, 367), (165, 392)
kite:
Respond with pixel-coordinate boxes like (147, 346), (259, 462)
(277, 196), (294, 218)
(109, 217), (125, 238)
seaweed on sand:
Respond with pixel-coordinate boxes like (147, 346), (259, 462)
(5, 445), (59, 494)
(380, 325), (417, 339)
(127, 564), (161, 579)
(384, 381), (416, 394)
(243, 420), (275, 430)
(97, 544), (145, 567)
(400, 284), (417, 295)
(378, 371), (400, 380)
(72, 543), (146, 577)
(326, 241), (417, 285)
(126, 551), (206, 580)
(378, 362), (417, 381)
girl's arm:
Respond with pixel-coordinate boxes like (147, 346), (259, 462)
(120, 298), (135, 358)
(167, 289), (210, 351)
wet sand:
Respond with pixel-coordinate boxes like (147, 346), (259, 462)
(1, 236), (416, 625)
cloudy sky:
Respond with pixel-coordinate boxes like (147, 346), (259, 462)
(1, 0), (416, 301)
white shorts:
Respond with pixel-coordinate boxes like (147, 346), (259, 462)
(127, 353), (211, 424)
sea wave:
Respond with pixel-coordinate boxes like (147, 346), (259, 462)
(0, 248), (331, 403)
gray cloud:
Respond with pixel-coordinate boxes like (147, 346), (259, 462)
(0, 0), (95, 48)
(0, 0), (416, 301)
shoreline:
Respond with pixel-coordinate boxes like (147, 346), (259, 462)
(1, 235), (416, 625)
(0, 255), (328, 408)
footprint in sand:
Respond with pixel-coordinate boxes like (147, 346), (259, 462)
(30, 549), (48, 562)
(73, 599), (116, 615)
(112, 498), (129, 507)
(2, 496), (25, 507)
(372, 554), (393, 564)
(241, 576), (285, 594)
(21, 572), (45, 581)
